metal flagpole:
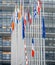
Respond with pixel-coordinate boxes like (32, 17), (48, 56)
(37, 1), (40, 65)
(23, 0), (28, 65)
(11, 9), (17, 65)
(15, 7), (18, 65)
(37, 1), (39, 65)
(11, 12), (17, 65)
(15, 5), (19, 65)
(21, 1), (25, 65)
(29, 0), (33, 65)
(12, 6), (17, 65)
(39, 1), (43, 65)
(43, 0), (45, 65)
(37, 3), (38, 65)
(33, 2), (34, 65)
(22, 0), (25, 64)
(32, 1), (34, 64)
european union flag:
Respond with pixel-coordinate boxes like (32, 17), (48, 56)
(42, 17), (46, 38)
(22, 17), (25, 39)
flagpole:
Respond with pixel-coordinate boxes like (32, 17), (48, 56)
(32, 0), (34, 64)
(30, 1), (32, 65)
(38, 1), (40, 65)
(23, 0), (28, 65)
(37, 3), (38, 65)
(37, 1), (39, 65)
(40, 2), (43, 65)
(20, 0), (21, 13)
(15, 7), (18, 65)
(34, 2), (36, 65)
(16, 9), (18, 65)
(43, 0), (45, 65)
(15, 5), (19, 65)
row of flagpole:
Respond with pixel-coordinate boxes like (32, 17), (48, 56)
(11, 0), (46, 65)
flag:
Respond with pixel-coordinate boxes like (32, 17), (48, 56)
(11, 7), (18, 31)
(28, 12), (30, 21)
(31, 38), (35, 57)
(18, 9), (22, 20)
(24, 14), (27, 26)
(17, 4), (23, 20)
(28, 12), (32, 24)
(29, 15), (32, 24)
(22, 18), (25, 39)
(42, 17), (46, 38)
(18, 11), (21, 20)
(11, 21), (15, 31)
(33, 3), (37, 18)
(37, 0), (41, 15)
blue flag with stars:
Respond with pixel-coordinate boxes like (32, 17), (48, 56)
(42, 17), (46, 38)
(22, 17), (25, 39)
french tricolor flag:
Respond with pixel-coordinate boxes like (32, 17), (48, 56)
(31, 38), (35, 57)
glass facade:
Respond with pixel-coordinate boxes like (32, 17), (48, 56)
(0, 0), (15, 65)
(45, 1), (55, 65)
